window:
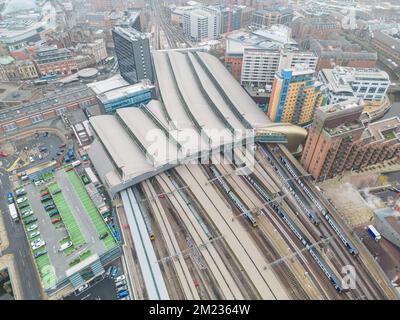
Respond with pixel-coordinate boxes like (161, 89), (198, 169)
(31, 114), (44, 124)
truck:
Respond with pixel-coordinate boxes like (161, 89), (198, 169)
(8, 203), (19, 222)
(64, 155), (70, 163)
(84, 167), (99, 186)
(367, 225), (381, 242)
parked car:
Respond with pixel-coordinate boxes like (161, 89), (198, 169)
(115, 275), (126, 282)
(49, 210), (59, 217)
(27, 224), (38, 232)
(105, 266), (113, 277)
(117, 290), (129, 299)
(29, 231), (40, 238)
(41, 191), (49, 197)
(99, 232), (108, 240)
(51, 218), (61, 224)
(44, 204), (56, 211)
(77, 284), (89, 293)
(110, 266), (120, 279)
(18, 203), (29, 209)
(117, 285), (128, 293)
(31, 240), (45, 250)
(25, 218), (38, 225)
(22, 210), (33, 217)
(115, 280), (126, 288)
(16, 197), (27, 204)
(34, 250), (47, 258)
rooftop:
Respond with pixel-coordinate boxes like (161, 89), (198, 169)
(89, 51), (272, 194)
(320, 98), (363, 114)
(225, 26), (297, 56)
(364, 117), (400, 143)
(319, 67), (390, 95)
(97, 81), (154, 105)
(113, 26), (149, 42)
(87, 74), (130, 95)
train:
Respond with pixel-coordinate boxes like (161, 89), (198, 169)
(259, 146), (320, 225)
(209, 166), (258, 227)
(239, 161), (343, 293)
(278, 154), (359, 257)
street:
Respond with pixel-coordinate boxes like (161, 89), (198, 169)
(0, 170), (42, 299)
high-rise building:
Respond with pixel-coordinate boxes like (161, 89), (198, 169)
(267, 68), (326, 125)
(183, 7), (221, 42)
(318, 67), (390, 104)
(112, 26), (153, 84)
(241, 48), (318, 90)
(221, 6), (242, 33)
(301, 99), (400, 181)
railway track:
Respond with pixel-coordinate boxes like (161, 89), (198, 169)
(141, 181), (200, 299)
(177, 164), (288, 299)
(155, 173), (244, 299)
(150, 0), (192, 50)
(264, 144), (391, 299)
(212, 157), (332, 299)
(231, 148), (347, 299)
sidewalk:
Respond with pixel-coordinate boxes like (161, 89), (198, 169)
(0, 254), (23, 300)
(0, 210), (9, 252)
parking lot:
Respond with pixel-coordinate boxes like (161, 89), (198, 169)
(1, 132), (66, 175)
(64, 258), (129, 300)
(10, 159), (119, 291)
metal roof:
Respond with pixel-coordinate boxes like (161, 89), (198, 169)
(89, 51), (276, 193)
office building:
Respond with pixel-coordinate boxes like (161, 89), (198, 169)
(112, 26), (153, 84)
(318, 67), (390, 104)
(88, 74), (154, 114)
(221, 6), (242, 33)
(183, 7), (221, 42)
(267, 68), (326, 125)
(301, 99), (400, 181)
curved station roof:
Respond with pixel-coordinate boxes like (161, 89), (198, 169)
(89, 51), (291, 194)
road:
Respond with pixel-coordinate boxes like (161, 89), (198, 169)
(0, 167), (42, 299)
